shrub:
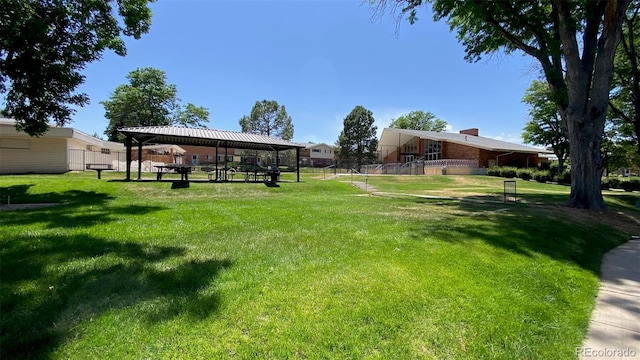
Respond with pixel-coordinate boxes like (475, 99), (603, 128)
(533, 170), (552, 183)
(516, 168), (534, 181)
(500, 167), (518, 178)
(621, 179), (640, 192)
(556, 171), (571, 185)
(487, 167), (501, 176)
(607, 177), (622, 189)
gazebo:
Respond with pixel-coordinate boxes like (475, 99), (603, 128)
(118, 126), (306, 182)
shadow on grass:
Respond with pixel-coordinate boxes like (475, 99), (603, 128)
(0, 234), (232, 359)
(407, 196), (631, 274)
(0, 184), (114, 205)
(0, 184), (164, 228)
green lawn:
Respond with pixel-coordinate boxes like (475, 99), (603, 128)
(1, 173), (638, 359)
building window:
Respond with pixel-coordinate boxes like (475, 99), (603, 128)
(206, 155), (213, 161)
(425, 140), (441, 160)
(312, 149), (321, 153)
(403, 138), (418, 155)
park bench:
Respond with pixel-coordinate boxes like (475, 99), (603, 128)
(86, 163), (114, 179)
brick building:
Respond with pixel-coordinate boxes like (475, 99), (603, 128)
(378, 128), (551, 173)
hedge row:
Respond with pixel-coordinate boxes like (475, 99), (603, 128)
(601, 177), (640, 191)
(487, 167), (571, 185)
(488, 166), (640, 191)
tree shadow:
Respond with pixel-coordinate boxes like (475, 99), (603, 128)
(407, 197), (634, 274)
(0, 184), (114, 206)
(0, 233), (232, 359)
(0, 185), (165, 229)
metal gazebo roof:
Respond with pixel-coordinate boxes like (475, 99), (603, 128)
(118, 126), (306, 151)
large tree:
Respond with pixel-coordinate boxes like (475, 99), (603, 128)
(0, 0), (155, 136)
(239, 100), (293, 140)
(337, 105), (378, 172)
(522, 80), (570, 173)
(102, 67), (209, 141)
(377, 0), (631, 211)
(389, 110), (448, 131)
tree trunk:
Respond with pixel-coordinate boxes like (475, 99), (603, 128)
(557, 154), (565, 175)
(566, 114), (606, 211)
(553, 0), (629, 211)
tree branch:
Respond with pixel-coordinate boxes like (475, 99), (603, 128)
(608, 100), (633, 124)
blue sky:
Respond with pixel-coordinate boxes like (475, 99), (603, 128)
(71, 0), (542, 145)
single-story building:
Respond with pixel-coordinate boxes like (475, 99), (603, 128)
(0, 118), (123, 173)
(299, 143), (335, 167)
(378, 128), (551, 175)
(0, 118), (185, 174)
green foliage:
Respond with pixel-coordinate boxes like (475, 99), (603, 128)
(556, 170), (571, 185)
(0, 0), (154, 136)
(499, 167), (518, 178)
(487, 166), (501, 176)
(608, 1), (640, 156)
(337, 106), (378, 171)
(621, 179), (640, 192)
(239, 100), (294, 140)
(175, 103), (210, 128)
(516, 168), (534, 181)
(534, 170), (553, 183)
(521, 80), (569, 173)
(102, 67), (209, 141)
(388, 110), (448, 131)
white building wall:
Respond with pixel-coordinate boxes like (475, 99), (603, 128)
(308, 144), (335, 160)
(0, 137), (68, 174)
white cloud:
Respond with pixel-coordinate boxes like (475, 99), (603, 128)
(489, 132), (526, 145)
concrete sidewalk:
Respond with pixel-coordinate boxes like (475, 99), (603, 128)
(580, 238), (640, 360)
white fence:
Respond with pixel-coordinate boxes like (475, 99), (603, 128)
(360, 159), (484, 175)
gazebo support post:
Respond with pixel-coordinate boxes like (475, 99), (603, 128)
(125, 135), (132, 181)
(296, 147), (300, 182)
(137, 141), (143, 180)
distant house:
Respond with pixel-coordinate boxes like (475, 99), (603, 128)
(299, 143), (335, 167)
(0, 118), (184, 174)
(378, 128), (551, 175)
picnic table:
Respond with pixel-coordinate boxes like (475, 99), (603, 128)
(86, 163), (114, 179)
(243, 169), (280, 184)
(202, 167), (236, 182)
(154, 164), (192, 181)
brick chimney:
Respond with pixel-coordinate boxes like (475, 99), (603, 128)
(459, 128), (479, 136)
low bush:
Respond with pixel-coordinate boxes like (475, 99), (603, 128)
(500, 167), (518, 178)
(621, 179), (640, 192)
(606, 177), (622, 189)
(516, 168), (534, 181)
(487, 167), (501, 176)
(534, 171), (552, 183)
(555, 171), (571, 185)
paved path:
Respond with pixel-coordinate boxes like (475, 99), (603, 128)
(580, 238), (640, 360)
(351, 181), (378, 193)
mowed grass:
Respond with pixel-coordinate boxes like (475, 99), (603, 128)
(1, 172), (638, 359)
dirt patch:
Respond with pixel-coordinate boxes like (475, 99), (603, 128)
(0, 203), (59, 211)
